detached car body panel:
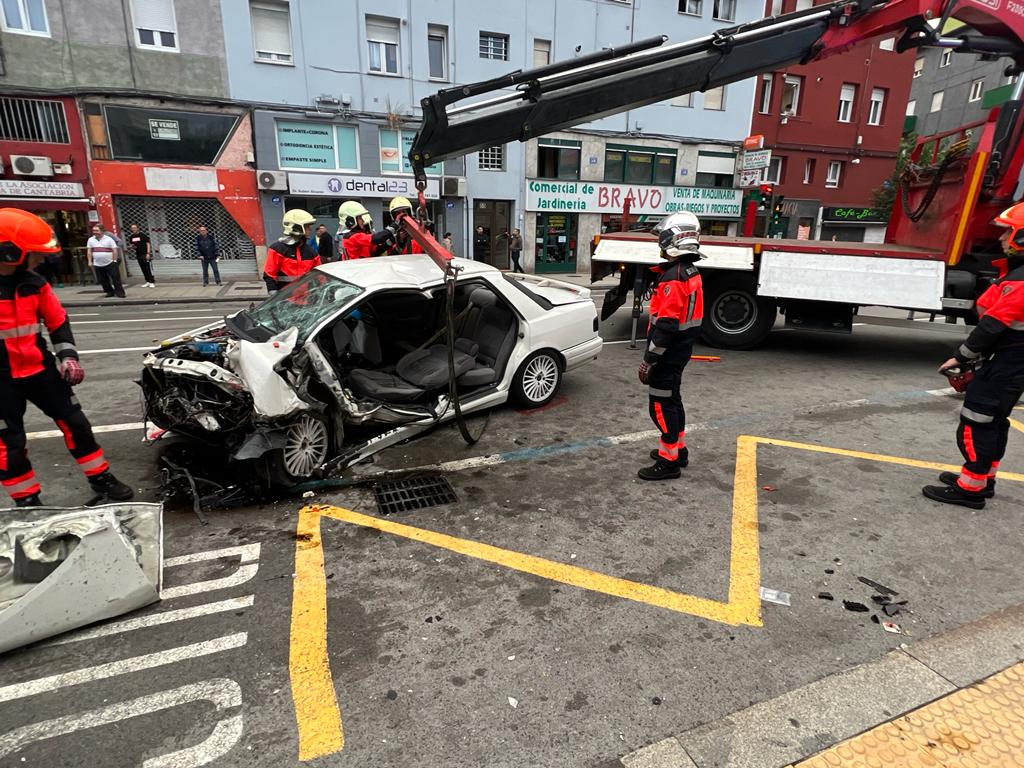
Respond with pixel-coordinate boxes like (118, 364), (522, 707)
(141, 256), (602, 483)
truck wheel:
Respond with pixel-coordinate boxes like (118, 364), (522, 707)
(701, 274), (776, 350)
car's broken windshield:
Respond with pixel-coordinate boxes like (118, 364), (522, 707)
(246, 271), (363, 341)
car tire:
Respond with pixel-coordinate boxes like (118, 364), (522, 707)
(512, 349), (563, 408)
(701, 273), (776, 350)
(266, 413), (332, 486)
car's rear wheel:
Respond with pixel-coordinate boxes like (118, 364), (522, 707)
(512, 350), (562, 408)
(267, 413), (331, 485)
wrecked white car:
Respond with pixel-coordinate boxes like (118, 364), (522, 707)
(141, 256), (602, 485)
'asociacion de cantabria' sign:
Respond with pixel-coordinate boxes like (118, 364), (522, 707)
(526, 180), (742, 218)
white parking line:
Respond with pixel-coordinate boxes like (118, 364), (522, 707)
(0, 633), (248, 703)
(68, 313), (101, 317)
(27, 422), (144, 440)
(161, 544), (262, 600)
(42, 595), (256, 647)
(73, 317), (221, 325)
(79, 346), (153, 355)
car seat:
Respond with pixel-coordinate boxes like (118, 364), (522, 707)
(455, 289), (517, 388)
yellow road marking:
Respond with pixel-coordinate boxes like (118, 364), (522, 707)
(288, 436), (1024, 759)
(1010, 417), (1024, 435)
(289, 506), (344, 760)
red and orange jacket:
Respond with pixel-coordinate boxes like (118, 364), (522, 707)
(956, 261), (1024, 363)
(263, 239), (320, 292)
(644, 258), (703, 365)
(0, 271), (78, 379)
(388, 234), (424, 255)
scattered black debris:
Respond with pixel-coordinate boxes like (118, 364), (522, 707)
(857, 576), (898, 596)
(871, 615), (881, 624)
(435, 615), (443, 621)
(386, 690), (398, 701)
(374, 474), (458, 515)
(843, 600), (870, 613)
(871, 594), (890, 605)
(833, 557), (842, 564)
(825, 569), (835, 575)
(883, 603), (906, 617)
(425, 616), (434, 623)
(652, 697), (662, 705)
(817, 592), (834, 601)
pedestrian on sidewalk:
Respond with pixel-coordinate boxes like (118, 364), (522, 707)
(316, 224), (336, 263)
(507, 228), (524, 273)
(86, 224), (126, 298)
(442, 231), (454, 254)
(473, 226), (489, 262)
(923, 203), (1024, 510)
(128, 223), (155, 288)
(0, 209), (134, 506)
(637, 211), (705, 481)
(195, 225), (222, 286)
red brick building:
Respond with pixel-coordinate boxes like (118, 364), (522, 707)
(751, 0), (915, 242)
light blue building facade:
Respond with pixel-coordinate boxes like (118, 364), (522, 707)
(221, 0), (760, 271)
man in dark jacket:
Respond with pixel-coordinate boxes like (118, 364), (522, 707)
(473, 226), (489, 262)
(316, 225), (335, 263)
(195, 225), (222, 286)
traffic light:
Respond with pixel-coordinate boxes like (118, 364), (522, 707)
(772, 195), (786, 225)
(758, 184), (774, 210)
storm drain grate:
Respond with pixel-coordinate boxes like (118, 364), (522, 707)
(373, 475), (458, 515)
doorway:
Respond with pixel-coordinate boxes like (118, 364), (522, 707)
(535, 212), (578, 273)
(472, 199), (512, 267)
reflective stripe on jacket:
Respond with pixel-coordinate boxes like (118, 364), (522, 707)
(0, 271), (78, 379)
(644, 258), (703, 364)
(263, 239), (321, 292)
(958, 262), (1024, 362)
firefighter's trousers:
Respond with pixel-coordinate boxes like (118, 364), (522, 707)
(955, 347), (1024, 493)
(647, 342), (694, 462)
(0, 366), (109, 502)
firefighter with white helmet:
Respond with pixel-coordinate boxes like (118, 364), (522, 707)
(637, 210), (705, 481)
(338, 200), (394, 259)
(263, 208), (321, 294)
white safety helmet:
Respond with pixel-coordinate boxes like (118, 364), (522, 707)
(654, 211), (702, 258)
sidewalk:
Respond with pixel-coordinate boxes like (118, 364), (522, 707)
(56, 279), (268, 308)
(618, 604), (1024, 768)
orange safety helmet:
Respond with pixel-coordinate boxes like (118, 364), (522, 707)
(993, 202), (1024, 251)
(0, 208), (60, 265)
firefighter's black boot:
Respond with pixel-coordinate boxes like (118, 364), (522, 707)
(922, 483), (986, 510)
(649, 446), (689, 467)
(938, 471), (995, 498)
(638, 458), (681, 481)
(89, 471), (134, 502)
(14, 493), (42, 508)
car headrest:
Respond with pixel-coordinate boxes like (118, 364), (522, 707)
(469, 288), (497, 308)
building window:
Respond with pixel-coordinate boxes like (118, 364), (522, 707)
(277, 121), (360, 171)
(678, 0), (702, 15)
(906, 99), (916, 116)
(879, 38), (895, 51)
(533, 38), (551, 68)
(379, 128), (442, 175)
(428, 25), (448, 81)
(606, 148), (677, 185)
(781, 75), (802, 115)
(758, 74), (773, 114)
(867, 87), (886, 125)
(703, 86), (725, 111)
(478, 145), (504, 171)
(769, 0), (782, 13)
(539, 141), (582, 180)
(479, 31), (509, 61)
(670, 92), (693, 108)
(0, 97), (69, 143)
(0, 0), (48, 35)
(763, 157), (782, 184)
(367, 16), (399, 75)
(837, 83), (855, 123)
(712, 0), (735, 21)
(940, 49), (953, 68)
(794, 0), (813, 9)
(826, 160), (842, 188)
(913, 57), (924, 78)
(803, 158), (815, 184)
(250, 1), (292, 64)
(131, 0), (178, 50)
(930, 90), (944, 112)
(969, 78), (985, 102)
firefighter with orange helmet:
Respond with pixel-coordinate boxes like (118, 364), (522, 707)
(0, 208), (133, 507)
(923, 202), (1024, 509)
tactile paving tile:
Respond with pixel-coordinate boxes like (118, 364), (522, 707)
(793, 662), (1024, 767)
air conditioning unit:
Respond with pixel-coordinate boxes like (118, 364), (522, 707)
(10, 155), (53, 177)
(257, 170), (287, 191)
(442, 177), (467, 197)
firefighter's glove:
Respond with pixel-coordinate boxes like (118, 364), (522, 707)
(60, 358), (85, 386)
(638, 361), (651, 385)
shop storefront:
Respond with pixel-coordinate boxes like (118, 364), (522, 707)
(535, 212), (578, 273)
(819, 206), (889, 243)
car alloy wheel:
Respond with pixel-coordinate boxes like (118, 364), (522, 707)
(521, 353), (560, 404)
(283, 415), (329, 479)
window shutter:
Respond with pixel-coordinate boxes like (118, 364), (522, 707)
(131, 0), (176, 32)
(366, 16), (398, 44)
(252, 2), (290, 54)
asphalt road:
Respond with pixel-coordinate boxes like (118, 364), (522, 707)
(2, 297), (1022, 768)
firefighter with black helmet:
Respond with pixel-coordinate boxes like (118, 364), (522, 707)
(923, 203), (1024, 509)
(0, 208), (133, 507)
(637, 210), (705, 481)
(263, 208), (321, 294)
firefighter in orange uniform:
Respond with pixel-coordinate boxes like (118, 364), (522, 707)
(386, 196), (425, 255)
(0, 208), (134, 507)
(637, 211), (705, 481)
(924, 203), (1024, 509)
(338, 200), (395, 259)
(263, 209), (321, 294)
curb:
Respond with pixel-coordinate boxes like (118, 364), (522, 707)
(617, 603), (1024, 768)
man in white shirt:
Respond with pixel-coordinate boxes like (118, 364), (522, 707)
(86, 225), (125, 298)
